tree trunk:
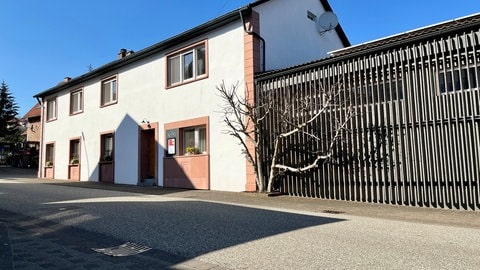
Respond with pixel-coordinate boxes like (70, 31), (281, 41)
(267, 138), (280, 193)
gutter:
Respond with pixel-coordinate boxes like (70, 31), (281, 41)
(240, 6), (266, 72)
(35, 96), (44, 178)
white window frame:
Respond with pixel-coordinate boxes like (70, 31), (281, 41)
(46, 98), (57, 121)
(167, 41), (207, 87)
(183, 125), (206, 155)
(70, 88), (83, 114)
(101, 76), (117, 106)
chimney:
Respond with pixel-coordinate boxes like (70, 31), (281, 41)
(64, 77), (71, 82)
(118, 48), (127, 59)
(126, 50), (135, 56)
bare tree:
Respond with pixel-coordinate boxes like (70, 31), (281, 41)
(218, 80), (353, 193)
(217, 81), (270, 192)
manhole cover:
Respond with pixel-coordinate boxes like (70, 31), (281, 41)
(92, 242), (152, 257)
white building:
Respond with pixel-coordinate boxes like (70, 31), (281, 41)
(34, 0), (350, 192)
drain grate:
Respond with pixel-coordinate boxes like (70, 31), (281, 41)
(92, 242), (152, 257)
(322, 209), (345, 214)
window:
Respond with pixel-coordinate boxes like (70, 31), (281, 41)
(70, 89), (83, 114)
(46, 98), (57, 121)
(45, 143), (55, 166)
(167, 42), (207, 86)
(101, 133), (114, 162)
(69, 139), (80, 164)
(101, 76), (117, 106)
(438, 52), (480, 93)
(183, 126), (206, 155)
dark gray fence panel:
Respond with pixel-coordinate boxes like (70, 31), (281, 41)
(256, 28), (480, 210)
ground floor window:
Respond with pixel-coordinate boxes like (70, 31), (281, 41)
(69, 139), (80, 164)
(183, 126), (206, 154)
(164, 116), (209, 156)
(45, 143), (55, 166)
(101, 132), (114, 162)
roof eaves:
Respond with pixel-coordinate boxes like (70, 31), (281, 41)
(319, 0), (350, 47)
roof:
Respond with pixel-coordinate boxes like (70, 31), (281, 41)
(256, 12), (480, 80)
(22, 104), (41, 120)
(34, 0), (349, 99)
(329, 12), (480, 57)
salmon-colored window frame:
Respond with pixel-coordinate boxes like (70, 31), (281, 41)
(69, 137), (81, 165)
(100, 131), (115, 163)
(69, 88), (84, 115)
(45, 142), (55, 167)
(164, 116), (209, 156)
(100, 75), (118, 108)
(165, 40), (209, 89)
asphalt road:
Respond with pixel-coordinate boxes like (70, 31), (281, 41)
(1, 167), (479, 269)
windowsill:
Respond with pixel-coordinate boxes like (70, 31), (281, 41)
(100, 101), (117, 108)
(69, 111), (83, 116)
(165, 153), (208, 159)
(99, 161), (113, 164)
(166, 75), (208, 89)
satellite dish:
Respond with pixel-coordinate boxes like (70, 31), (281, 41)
(316, 11), (339, 34)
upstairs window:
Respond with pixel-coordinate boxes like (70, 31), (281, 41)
(70, 89), (83, 115)
(46, 98), (57, 121)
(101, 76), (117, 106)
(167, 41), (207, 87)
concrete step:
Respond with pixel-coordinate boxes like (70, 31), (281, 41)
(141, 178), (156, 187)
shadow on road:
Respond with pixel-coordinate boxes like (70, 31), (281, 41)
(0, 166), (346, 268)
(37, 198), (345, 259)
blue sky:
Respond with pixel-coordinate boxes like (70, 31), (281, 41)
(1, 0), (479, 117)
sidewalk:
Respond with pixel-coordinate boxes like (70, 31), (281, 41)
(46, 178), (480, 230)
(3, 166), (480, 230)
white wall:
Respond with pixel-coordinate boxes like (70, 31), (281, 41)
(41, 20), (247, 192)
(254, 0), (346, 70)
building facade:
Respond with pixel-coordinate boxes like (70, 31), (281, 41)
(34, 0), (349, 191)
(255, 13), (480, 210)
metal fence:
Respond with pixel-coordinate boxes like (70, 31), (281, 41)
(256, 26), (480, 210)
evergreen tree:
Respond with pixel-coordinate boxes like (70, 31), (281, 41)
(0, 81), (19, 138)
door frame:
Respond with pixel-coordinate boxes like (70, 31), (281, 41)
(138, 122), (158, 185)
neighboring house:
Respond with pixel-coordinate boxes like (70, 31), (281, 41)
(34, 0), (350, 190)
(15, 104), (42, 167)
(255, 13), (480, 210)
(22, 104), (42, 144)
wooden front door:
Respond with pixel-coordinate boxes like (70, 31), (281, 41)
(140, 128), (156, 184)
